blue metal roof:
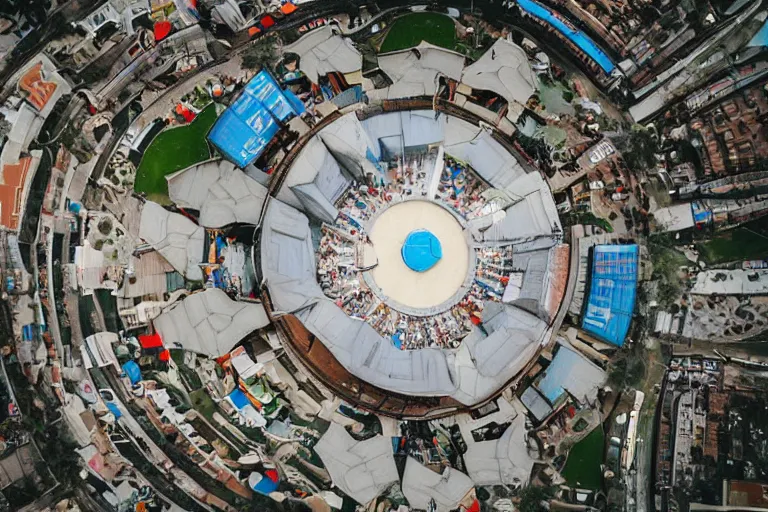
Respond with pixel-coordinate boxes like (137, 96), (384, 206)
(581, 244), (638, 346)
(517, 0), (616, 74)
(208, 70), (305, 168)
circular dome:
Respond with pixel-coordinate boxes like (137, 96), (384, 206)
(401, 229), (442, 272)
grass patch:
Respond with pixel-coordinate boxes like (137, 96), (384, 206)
(190, 389), (217, 420)
(696, 218), (768, 264)
(561, 427), (605, 490)
(379, 13), (457, 53)
(134, 104), (218, 199)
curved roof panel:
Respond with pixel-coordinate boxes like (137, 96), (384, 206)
(153, 288), (269, 357)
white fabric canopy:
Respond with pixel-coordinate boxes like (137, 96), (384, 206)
(314, 423), (399, 505)
(153, 289), (269, 357)
(283, 25), (362, 84)
(139, 201), (204, 281)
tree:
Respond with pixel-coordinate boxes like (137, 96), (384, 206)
(242, 36), (278, 71)
(616, 125), (660, 173)
(517, 486), (554, 512)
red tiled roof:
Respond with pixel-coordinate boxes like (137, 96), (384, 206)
(18, 62), (57, 111)
(0, 157), (33, 231)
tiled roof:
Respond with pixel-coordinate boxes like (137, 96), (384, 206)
(18, 62), (58, 111)
(0, 157), (33, 231)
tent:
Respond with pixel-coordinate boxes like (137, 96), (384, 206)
(138, 333), (163, 349)
(249, 468), (280, 495)
(122, 360), (142, 385)
(208, 70), (304, 167)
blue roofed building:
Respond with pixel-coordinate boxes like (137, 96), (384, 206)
(581, 244), (639, 346)
(208, 70), (305, 168)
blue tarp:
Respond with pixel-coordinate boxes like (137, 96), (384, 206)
(106, 402), (123, 419)
(208, 70), (305, 167)
(401, 230), (442, 272)
(517, 0), (616, 74)
(122, 360), (142, 385)
(581, 244), (638, 346)
(228, 388), (250, 410)
(242, 70), (305, 122)
(749, 19), (768, 47)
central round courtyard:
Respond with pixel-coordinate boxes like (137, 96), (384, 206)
(368, 200), (471, 310)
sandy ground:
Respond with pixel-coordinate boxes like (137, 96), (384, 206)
(369, 201), (469, 309)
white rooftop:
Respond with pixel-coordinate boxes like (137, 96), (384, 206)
(283, 25), (362, 84)
(166, 158), (268, 228)
(259, 110), (564, 405)
(402, 457), (474, 512)
(461, 39), (537, 117)
(464, 411), (535, 486)
(370, 42), (465, 99)
(153, 288), (269, 357)
(139, 201), (204, 281)
(314, 423), (399, 505)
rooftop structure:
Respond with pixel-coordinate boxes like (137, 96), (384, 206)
(258, 105), (567, 413)
(402, 457), (475, 512)
(463, 411), (535, 486)
(535, 342), (606, 405)
(461, 38), (538, 122)
(581, 244), (639, 346)
(369, 42), (465, 100)
(138, 201), (205, 281)
(0, 155), (39, 231)
(314, 423), (399, 505)
(153, 288), (269, 357)
(283, 25), (362, 84)
(208, 70), (305, 167)
(166, 158), (268, 228)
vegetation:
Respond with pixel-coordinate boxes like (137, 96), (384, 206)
(696, 217), (768, 264)
(561, 427), (605, 490)
(517, 485), (555, 512)
(564, 211), (614, 233)
(379, 13), (457, 53)
(242, 35), (279, 70)
(607, 342), (647, 391)
(648, 236), (689, 306)
(134, 104), (218, 201)
(615, 125), (660, 173)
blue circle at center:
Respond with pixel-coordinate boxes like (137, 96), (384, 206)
(401, 230), (442, 272)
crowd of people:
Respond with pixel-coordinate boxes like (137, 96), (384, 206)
(314, 152), (516, 349)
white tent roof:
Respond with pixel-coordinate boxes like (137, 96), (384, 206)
(257, 109), (567, 405)
(153, 288), (269, 357)
(479, 173), (562, 243)
(283, 25), (362, 84)
(464, 411), (535, 486)
(260, 199), (325, 313)
(139, 201), (204, 281)
(298, 300), (458, 396)
(314, 423), (399, 505)
(402, 457), (474, 512)
(166, 159), (268, 228)
(461, 39), (537, 109)
(370, 42), (465, 99)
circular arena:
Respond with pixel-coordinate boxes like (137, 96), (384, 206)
(256, 101), (569, 418)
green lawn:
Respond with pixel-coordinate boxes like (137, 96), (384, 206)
(697, 218), (768, 264)
(379, 13), (457, 53)
(561, 427), (605, 490)
(134, 104), (218, 201)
